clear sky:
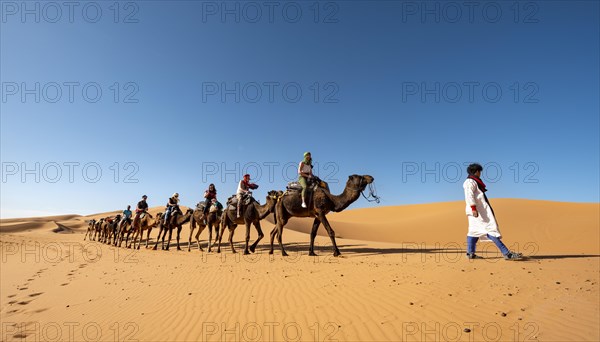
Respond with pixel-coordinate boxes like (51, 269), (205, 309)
(1, 1), (598, 218)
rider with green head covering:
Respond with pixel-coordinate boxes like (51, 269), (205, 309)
(298, 152), (314, 208)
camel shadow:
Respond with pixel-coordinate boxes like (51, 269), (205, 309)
(254, 242), (463, 257)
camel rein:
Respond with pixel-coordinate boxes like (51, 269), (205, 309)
(353, 182), (381, 204)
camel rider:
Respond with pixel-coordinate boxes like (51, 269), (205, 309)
(237, 174), (258, 218)
(164, 193), (180, 224)
(203, 184), (217, 216)
(211, 198), (224, 212)
(133, 195), (148, 228)
(120, 205), (132, 227)
(298, 152), (314, 208)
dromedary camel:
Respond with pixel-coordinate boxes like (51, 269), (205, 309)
(217, 190), (283, 254)
(92, 218), (103, 241)
(104, 215), (121, 245)
(188, 204), (222, 252)
(115, 219), (133, 247)
(153, 208), (193, 251)
(270, 174), (375, 257)
(99, 217), (112, 244)
(83, 219), (96, 241)
(130, 213), (162, 249)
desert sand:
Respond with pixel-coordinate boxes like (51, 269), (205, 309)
(1, 199), (598, 341)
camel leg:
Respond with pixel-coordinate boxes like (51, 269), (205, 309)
(136, 229), (143, 250)
(113, 228), (119, 246)
(229, 225), (237, 254)
(308, 218), (321, 256)
(114, 226), (120, 246)
(244, 221), (252, 255)
(123, 230), (131, 248)
(176, 225), (182, 250)
(130, 228), (138, 249)
(249, 222), (264, 253)
(152, 226), (163, 250)
(127, 230), (134, 248)
(217, 217), (228, 253)
(269, 226), (277, 254)
(275, 215), (289, 257)
(165, 226), (172, 250)
(195, 226), (204, 252)
(319, 215), (341, 257)
(206, 224), (212, 252)
(188, 221), (196, 252)
(117, 230), (122, 247)
(212, 221), (219, 243)
(145, 227), (153, 248)
(276, 222), (288, 257)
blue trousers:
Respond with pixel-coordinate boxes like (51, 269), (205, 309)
(164, 207), (172, 224)
(467, 235), (509, 255)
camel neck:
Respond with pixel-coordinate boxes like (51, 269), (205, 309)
(329, 184), (361, 212)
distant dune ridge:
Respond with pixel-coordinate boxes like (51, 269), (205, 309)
(1, 199), (598, 341)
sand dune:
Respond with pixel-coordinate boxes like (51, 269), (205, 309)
(1, 199), (598, 341)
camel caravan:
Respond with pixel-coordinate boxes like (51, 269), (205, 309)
(84, 152), (378, 256)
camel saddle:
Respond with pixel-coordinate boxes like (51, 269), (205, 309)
(286, 177), (324, 193)
(226, 193), (254, 211)
(196, 202), (223, 214)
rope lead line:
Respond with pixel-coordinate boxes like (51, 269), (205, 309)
(361, 183), (380, 203)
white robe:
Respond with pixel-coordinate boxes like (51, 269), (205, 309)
(463, 178), (501, 240)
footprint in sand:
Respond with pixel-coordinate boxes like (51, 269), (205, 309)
(8, 300), (17, 304)
(17, 301), (30, 305)
(7, 294), (16, 298)
(60, 283), (69, 286)
(28, 292), (43, 297)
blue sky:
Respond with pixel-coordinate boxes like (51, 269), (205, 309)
(1, 1), (598, 218)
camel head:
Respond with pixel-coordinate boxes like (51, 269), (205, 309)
(347, 174), (374, 192)
(266, 190), (283, 209)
